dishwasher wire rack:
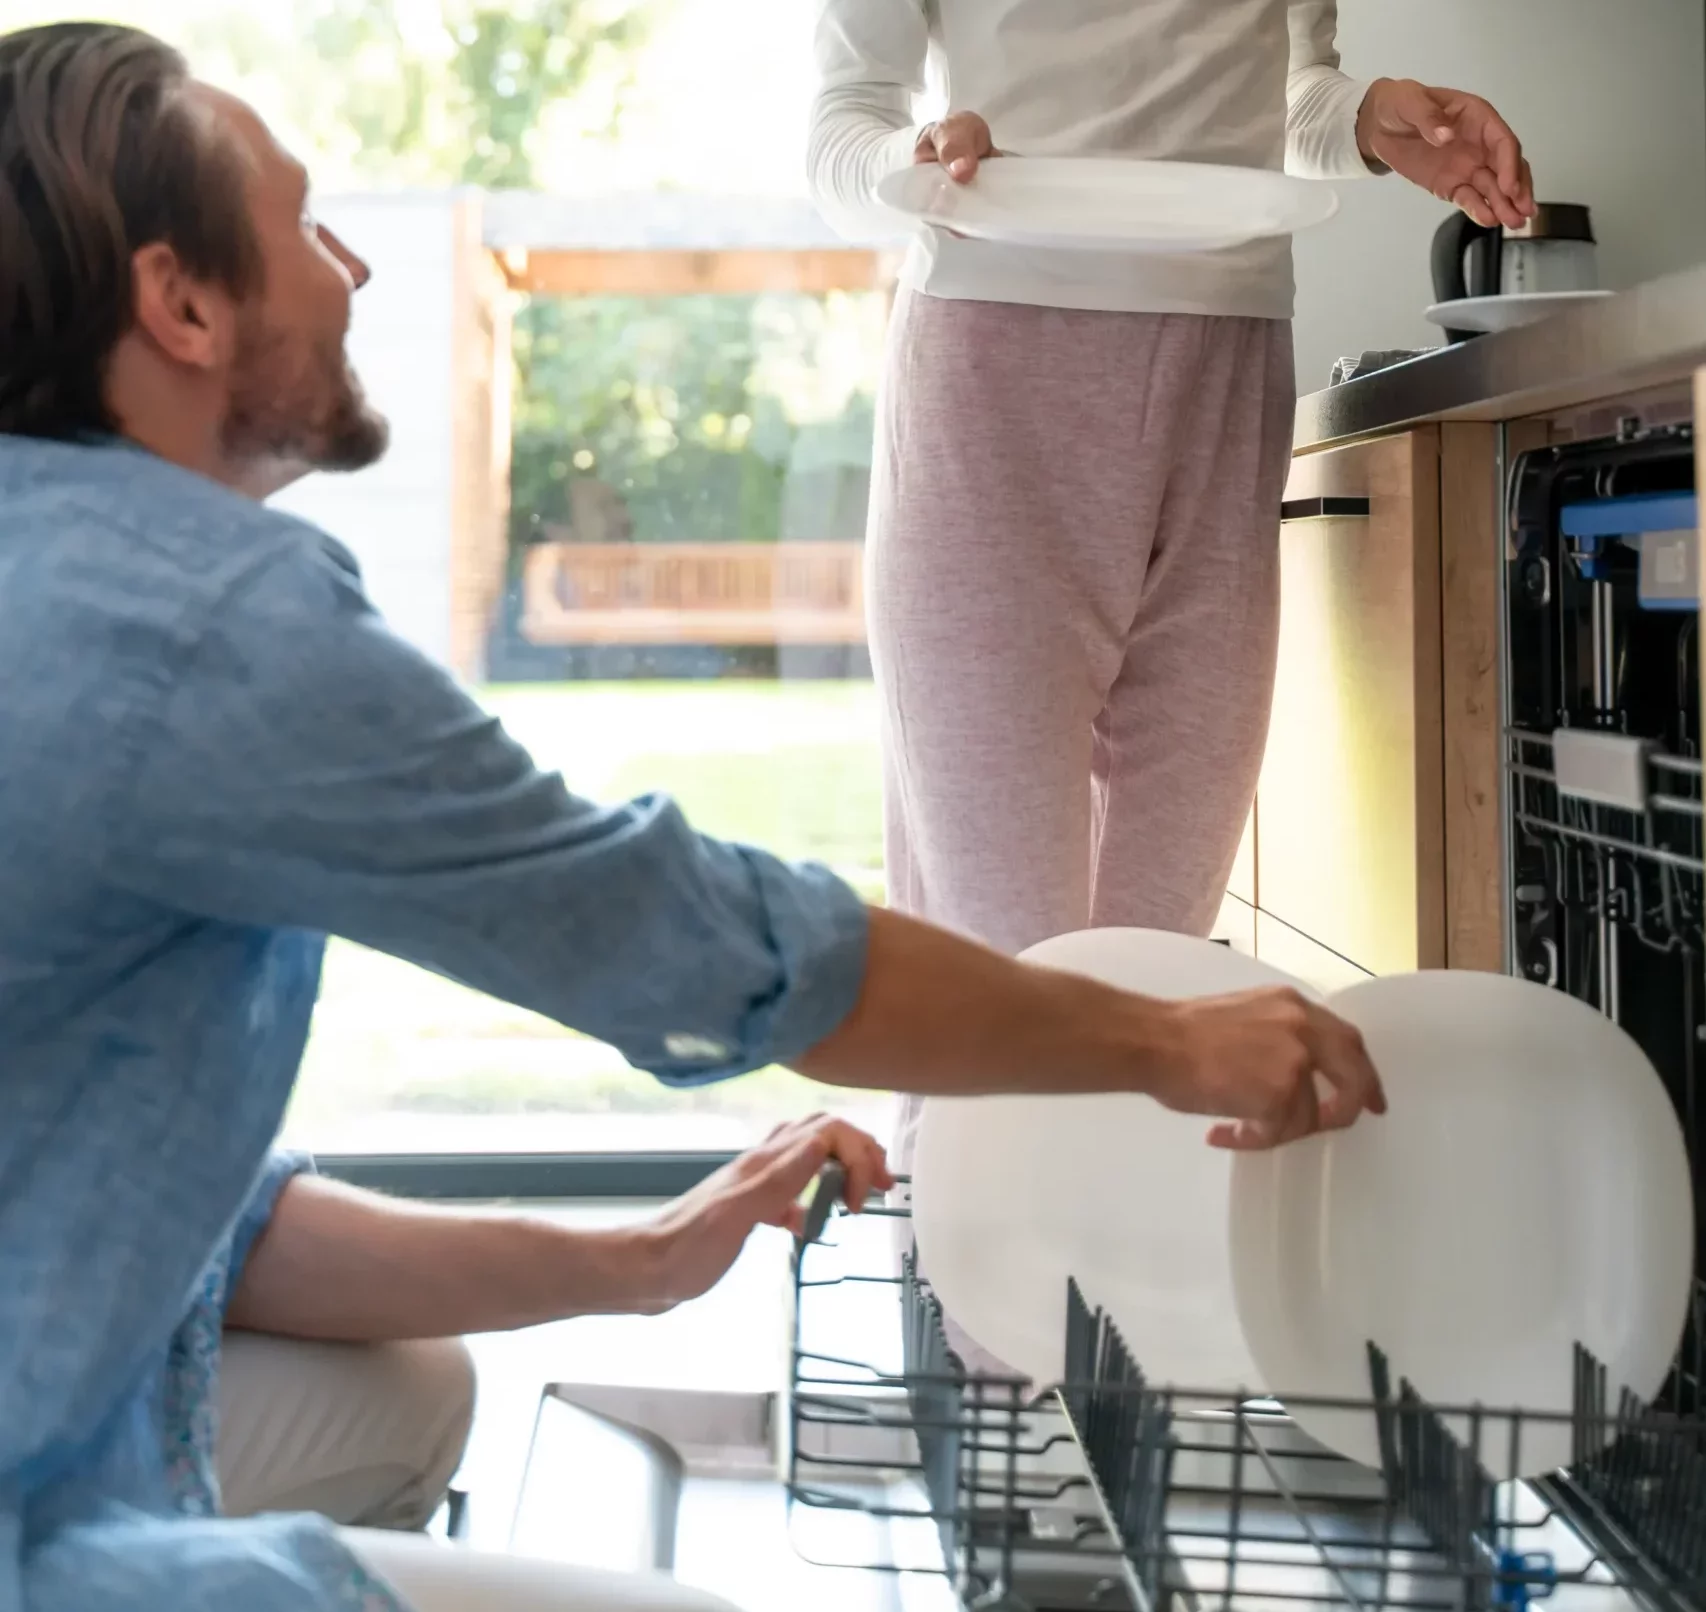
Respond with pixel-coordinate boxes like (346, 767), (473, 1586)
(787, 1200), (1706, 1612)
(1506, 729), (1704, 966)
(1503, 724), (1705, 1291)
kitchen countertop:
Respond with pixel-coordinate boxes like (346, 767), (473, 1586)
(1295, 261), (1706, 452)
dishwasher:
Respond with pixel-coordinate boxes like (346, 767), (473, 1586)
(784, 417), (1705, 1612)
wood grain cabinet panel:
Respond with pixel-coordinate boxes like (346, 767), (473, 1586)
(1256, 430), (1445, 977)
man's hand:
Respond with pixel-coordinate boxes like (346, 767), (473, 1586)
(914, 111), (997, 183)
(641, 1116), (893, 1313)
(1149, 988), (1386, 1152)
(1356, 78), (1534, 229)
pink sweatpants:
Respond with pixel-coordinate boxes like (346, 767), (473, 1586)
(870, 288), (1295, 954)
(872, 291), (1296, 1372)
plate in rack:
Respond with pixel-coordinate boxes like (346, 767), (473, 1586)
(1229, 969), (1695, 1477)
(911, 927), (1317, 1391)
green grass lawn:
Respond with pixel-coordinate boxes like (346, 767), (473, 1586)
(486, 679), (884, 883)
(608, 744), (882, 874)
(286, 679), (888, 1151)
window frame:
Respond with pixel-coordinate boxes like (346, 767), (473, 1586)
(319, 1150), (734, 1200)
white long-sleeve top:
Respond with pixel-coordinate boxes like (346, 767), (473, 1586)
(808, 0), (1379, 318)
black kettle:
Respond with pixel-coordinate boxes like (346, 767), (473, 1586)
(1430, 213), (1501, 345)
(1431, 204), (1599, 345)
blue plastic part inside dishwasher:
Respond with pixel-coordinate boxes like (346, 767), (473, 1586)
(1559, 491), (1699, 603)
(1492, 1549), (1558, 1609)
(1559, 491), (1697, 539)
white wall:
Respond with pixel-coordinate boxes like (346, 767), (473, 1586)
(1293, 0), (1706, 390)
(269, 194), (461, 667)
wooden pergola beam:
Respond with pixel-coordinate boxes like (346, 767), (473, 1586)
(500, 246), (899, 298)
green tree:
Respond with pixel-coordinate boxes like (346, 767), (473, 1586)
(512, 294), (785, 545)
(186, 0), (645, 189)
(510, 291), (883, 551)
(187, 0), (882, 571)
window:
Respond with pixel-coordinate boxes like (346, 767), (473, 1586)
(24, 0), (894, 1165)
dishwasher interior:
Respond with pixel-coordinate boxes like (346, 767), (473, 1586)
(785, 417), (1706, 1612)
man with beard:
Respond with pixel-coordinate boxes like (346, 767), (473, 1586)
(0, 22), (1383, 1612)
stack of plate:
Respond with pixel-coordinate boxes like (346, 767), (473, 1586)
(911, 929), (1694, 1480)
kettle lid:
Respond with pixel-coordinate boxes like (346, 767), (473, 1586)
(1506, 203), (1594, 244)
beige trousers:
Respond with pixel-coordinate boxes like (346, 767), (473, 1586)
(218, 1330), (478, 1530)
(218, 1332), (743, 1611)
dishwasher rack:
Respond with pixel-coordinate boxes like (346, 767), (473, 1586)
(1505, 725), (1704, 1280)
(787, 1204), (1706, 1612)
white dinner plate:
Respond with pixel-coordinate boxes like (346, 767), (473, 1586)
(1229, 970), (1694, 1479)
(876, 157), (1340, 255)
(911, 928), (1317, 1391)
(1423, 290), (1613, 335)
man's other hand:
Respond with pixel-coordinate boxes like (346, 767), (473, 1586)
(642, 1115), (893, 1312)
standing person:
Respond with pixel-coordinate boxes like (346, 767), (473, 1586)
(0, 23), (1386, 1612)
(807, 0), (1533, 1182)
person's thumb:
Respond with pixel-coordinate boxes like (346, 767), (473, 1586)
(934, 115), (989, 180)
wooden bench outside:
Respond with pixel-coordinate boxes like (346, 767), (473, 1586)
(520, 541), (866, 646)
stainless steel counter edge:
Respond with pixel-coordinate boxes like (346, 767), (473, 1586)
(1295, 262), (1706, 452)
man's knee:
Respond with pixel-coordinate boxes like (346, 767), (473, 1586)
(368, 1334), (477, 1530)
(415, 1335), (478, 1499)
(218, 1331), (478, 1530)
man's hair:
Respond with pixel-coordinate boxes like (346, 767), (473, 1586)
(0, 23), (261, 440)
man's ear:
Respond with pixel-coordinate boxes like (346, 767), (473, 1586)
(129, 243), (232, 372)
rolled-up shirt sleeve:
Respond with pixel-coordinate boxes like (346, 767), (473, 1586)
(109, 533), (870, 1085)
(224, 1150), (315, 1298)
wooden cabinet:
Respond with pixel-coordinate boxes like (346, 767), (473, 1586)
(1265, 381), (1699, 980)
(1255, 429), (1445, 977)
(1254, 911), (1374, 996)
(1438, 422), (1507, 973)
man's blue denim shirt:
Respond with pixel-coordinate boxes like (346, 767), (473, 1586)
(0, 434), (868, 1611)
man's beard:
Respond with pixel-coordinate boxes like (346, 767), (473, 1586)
(221, 315), (390, 475)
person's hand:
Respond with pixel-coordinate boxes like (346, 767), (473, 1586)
(1151, 988), (1386, 1151)
(639, 1116), (893, 1312)
(914, 111), (998, 184)
(1355, 77), (1535, 230)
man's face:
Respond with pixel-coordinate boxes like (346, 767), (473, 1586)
(193, 86), (388, 473)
